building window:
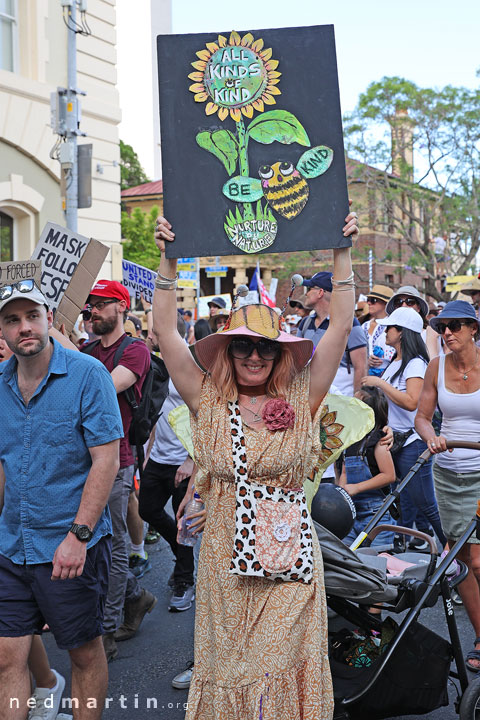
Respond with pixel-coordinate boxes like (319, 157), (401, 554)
(0, 0), (17, 72)
(0, 211), (14, 261)
(384, 274), (394, 285)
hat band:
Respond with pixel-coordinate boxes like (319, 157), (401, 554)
(369, 292), (390, 302)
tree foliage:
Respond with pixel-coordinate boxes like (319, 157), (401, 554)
(344, 76), (480, 300)
(119, 139), (150, 190)
(121, 206), (159, 270)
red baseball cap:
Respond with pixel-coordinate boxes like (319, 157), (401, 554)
(88, 279), (130, 309)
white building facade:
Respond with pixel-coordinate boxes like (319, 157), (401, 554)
(0, 0), (122, 277)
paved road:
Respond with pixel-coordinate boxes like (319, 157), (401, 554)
(44, 534), (479, 719)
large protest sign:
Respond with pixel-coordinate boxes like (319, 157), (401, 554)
(122, 259), (157, 304)
(31, 222), (109, 333)
(0, 260), (42, 288)
(157, 25), (349, 258)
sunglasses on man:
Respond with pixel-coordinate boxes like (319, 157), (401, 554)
(393, 297), (419, 309)
(0, 278), (37, 301)
(228, 338), (281, 361)
(435, 319), (475, 335)
(84, 299), (119, 313)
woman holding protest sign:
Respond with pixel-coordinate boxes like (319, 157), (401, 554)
(152, 209), (358, 720)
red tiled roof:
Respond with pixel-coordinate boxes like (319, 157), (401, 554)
(121, 180), (163, 197)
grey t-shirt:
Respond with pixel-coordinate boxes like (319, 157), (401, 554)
(298, 314), (366, 368)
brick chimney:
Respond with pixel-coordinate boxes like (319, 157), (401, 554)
(390, 108), (414, 180)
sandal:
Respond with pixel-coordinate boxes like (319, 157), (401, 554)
(466, 637), (480, 672)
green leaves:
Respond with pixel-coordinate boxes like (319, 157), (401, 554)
(196, 129), (238, 175)
(121, 206), (160, 270)
(296, 146), (333, 178)
(246, 110), (310, 147)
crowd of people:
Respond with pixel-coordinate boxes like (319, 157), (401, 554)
(1, 207), (480, 718)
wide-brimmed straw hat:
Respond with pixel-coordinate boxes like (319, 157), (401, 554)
(460, 278), (480, 297)
(367, 284), (393, 303)
(194, 304), (314, 373)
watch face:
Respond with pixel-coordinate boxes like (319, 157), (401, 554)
(77, 525), (91, 541)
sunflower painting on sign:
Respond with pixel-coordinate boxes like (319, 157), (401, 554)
(157, 25), (350, 258)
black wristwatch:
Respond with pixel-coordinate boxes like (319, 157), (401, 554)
(69, 523), (93, 542)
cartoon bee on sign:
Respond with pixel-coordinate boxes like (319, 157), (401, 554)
(222, 145), (334, 221)
(259, 161), (309, 219)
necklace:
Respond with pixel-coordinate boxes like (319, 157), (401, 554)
(452, 349), (479, 380)
(238, 397), (266, 422)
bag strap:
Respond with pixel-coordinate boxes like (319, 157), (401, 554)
(228, 400), (245, 483)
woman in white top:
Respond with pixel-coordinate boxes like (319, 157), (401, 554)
(416, 300), (480, 672)
(361, 307), (446, 548)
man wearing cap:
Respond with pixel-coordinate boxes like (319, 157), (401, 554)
(298, 271), (367, 395)
(0, 280), (123, 718)
(362, 285), (395, 375)
(81, 280), (155, 662)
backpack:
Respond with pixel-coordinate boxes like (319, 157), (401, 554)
(83, 336), (170, 473)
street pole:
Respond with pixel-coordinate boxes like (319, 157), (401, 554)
(214, 255), (221, 295)
(368, 248), (373, 291)
(65, 1), (78, 232)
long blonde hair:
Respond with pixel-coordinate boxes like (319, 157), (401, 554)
(209, 339), (297, 401)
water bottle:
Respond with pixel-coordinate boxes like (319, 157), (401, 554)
(178, 492), (204, 547)
(369, 345), (384, 376)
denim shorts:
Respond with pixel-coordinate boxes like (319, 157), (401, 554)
(0, 535), (112, 649)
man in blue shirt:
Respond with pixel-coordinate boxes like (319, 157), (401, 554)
(298, 271), (367, 395)
(0, 281), (123, 720)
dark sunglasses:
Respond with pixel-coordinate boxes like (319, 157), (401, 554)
(366, 296), (382, 304)
(85, 299), (119, 312)
(393, 297), (419, 309)
(386, 325), (404, 332)
(228, 338), (281, 361)
(0, 278), (36, 301)
(435, 319), (474, 335)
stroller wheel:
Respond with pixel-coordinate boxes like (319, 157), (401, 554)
(459, 676), (480, 719)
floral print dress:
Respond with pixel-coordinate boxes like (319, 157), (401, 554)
(186, 366), (334, 720)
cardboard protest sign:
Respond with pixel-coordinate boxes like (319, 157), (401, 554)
(31, 222), (109, 333)
(0, 260), (42, 288)
(157, 25), (349, 258)
(122, 259), (157, 304)
(198, 293), (231, 317)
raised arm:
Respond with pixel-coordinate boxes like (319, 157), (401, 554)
(309, 211), (358, 413)
(153, 217), (204, 414)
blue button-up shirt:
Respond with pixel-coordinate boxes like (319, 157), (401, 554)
(0, 339), (123, 564)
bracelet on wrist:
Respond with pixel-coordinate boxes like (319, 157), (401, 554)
(332, 284), (356, 292)
(155, 277), (178, 290)
(156, 271), (179, 282)
(331, 272), (355, 286)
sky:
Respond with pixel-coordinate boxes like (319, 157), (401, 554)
(116, 0), (480, 179)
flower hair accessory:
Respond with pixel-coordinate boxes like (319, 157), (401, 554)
(262, 398), (295, 431)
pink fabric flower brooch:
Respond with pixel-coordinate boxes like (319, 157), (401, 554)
(262, 398), (295, 431)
